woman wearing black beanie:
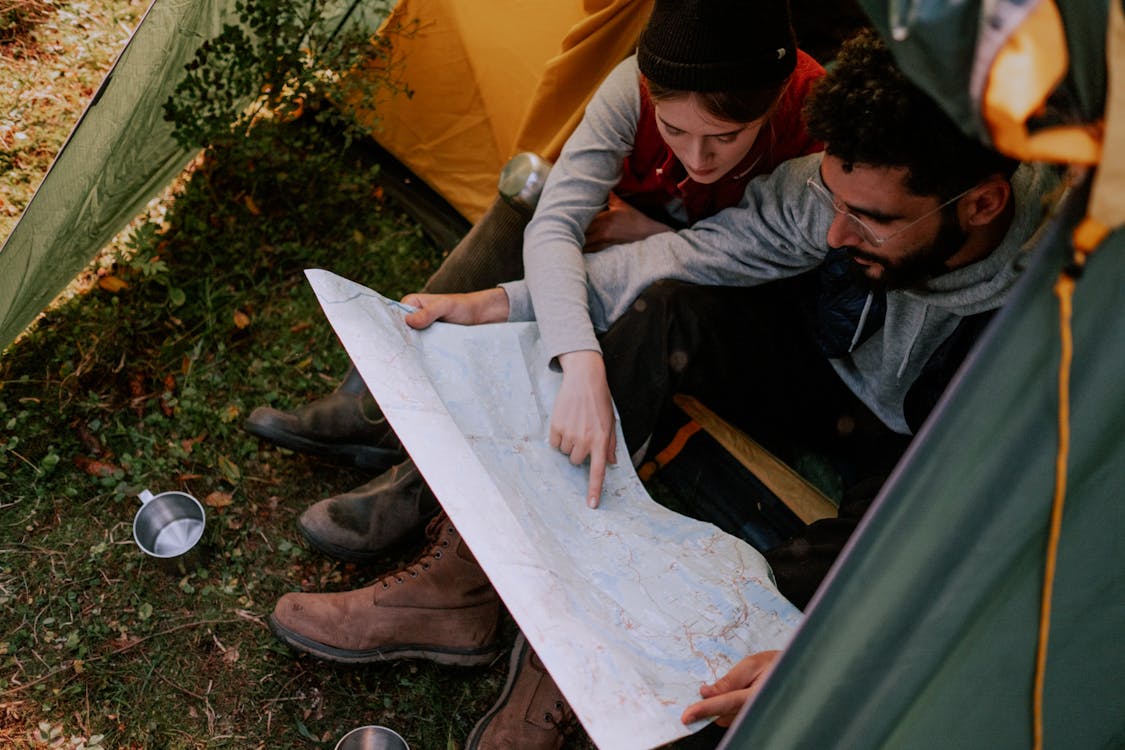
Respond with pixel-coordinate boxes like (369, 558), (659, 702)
(522, 0), (824, 513)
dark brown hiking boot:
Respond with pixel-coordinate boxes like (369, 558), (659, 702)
(466, 633), (575, 749)
(298, 458), (438, 563)
(269, 513), (500, 666)
(244, 367), (404, 471)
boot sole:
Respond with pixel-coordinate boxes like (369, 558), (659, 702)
(268, 614), (500, 667)
(465, 633), (532, 749)
(244, 420), (403, 471)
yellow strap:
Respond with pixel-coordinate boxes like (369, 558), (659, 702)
(1033, 272), (1076, 750)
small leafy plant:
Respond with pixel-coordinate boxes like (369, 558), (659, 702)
(162, 0), (401, 152)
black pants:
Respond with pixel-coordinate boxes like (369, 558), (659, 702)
(602, 279), (905, 466)
(421, 196), (529, 294)
(600, 279), (911, 609)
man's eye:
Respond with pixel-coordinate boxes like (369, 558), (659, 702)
(858, 213), (893, 226)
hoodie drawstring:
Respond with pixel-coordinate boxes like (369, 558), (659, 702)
(848, 292), (875, 353)
(897, 305), (928, 378)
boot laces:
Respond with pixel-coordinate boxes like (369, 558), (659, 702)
(378, 513), (454, 588)
(531, 650), (574, 729)
(543, 699), (576, 735)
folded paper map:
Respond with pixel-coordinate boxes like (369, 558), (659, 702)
(306, 269), (802, 749)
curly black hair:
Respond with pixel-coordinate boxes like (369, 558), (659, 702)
(804, 30), (1018, 199)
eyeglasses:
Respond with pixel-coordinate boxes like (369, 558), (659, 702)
(805, 175), (973, 248)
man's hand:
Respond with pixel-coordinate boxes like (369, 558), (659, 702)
(680, 650), (781, 727)
(551, 350), (617, 508)
(401, 288), (510, 329)
(584, 193), (672, 253)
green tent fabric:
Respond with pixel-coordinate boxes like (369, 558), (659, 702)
(720, 181), (1125, 749)
(0, 0), (213, 351)
(0, 0), (378, 352)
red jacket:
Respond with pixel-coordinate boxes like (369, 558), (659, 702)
(614, 49), (825, 226)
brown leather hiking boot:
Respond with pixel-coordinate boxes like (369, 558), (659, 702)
(298, 458), (438, 563)
(467, 633), (575, 749)
(244, 367), (404, 471)
(269, 513), (500, 666)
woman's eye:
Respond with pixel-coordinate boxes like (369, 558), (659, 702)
(713, 135), (737, 144)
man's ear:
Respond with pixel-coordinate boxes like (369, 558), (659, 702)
(961, 174), (1012, 227)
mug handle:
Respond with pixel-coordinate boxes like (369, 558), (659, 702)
(139, 489), (154, 504)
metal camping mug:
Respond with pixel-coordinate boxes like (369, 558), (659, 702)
(497, 152), (552, 212)
(334, 725), (409, 750)
(132, 489), (206, 574)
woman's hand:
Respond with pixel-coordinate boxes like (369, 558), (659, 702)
(401, 288), (510, 329)
(584, 193), (672, 252)
(551, 350), (618, 507)
(680, 650), (781, 727)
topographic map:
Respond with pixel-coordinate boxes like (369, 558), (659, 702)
(306, 269), (802, 749)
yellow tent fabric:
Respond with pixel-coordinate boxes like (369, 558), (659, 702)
(513, 0), (654, 164)
(348, 0), (653, 223)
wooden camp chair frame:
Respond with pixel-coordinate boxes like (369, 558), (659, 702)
(673, 394), (837, 525)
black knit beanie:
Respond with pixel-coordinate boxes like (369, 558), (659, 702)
(637, 0), (797, 92)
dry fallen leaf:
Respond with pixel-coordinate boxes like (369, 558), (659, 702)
(233, 310), (251, 329)
(180, 434), (207, 454)
(73, 456), (120, 477)
(98, 275), (129, 293)
(204, 491), (233, 509)
(243, 195), (261, 215)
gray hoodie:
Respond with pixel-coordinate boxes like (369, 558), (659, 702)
(502, 153), (1059, 433)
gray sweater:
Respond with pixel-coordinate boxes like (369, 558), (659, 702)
(519, 55), (657, 362)
(502, 153), (1058, 433)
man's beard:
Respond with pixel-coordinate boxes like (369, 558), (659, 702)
(844, 208), (968, 291)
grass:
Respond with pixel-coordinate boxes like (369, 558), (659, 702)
(1, 0), (144, 241)
(0, 3), (596, 747)
(0, 106), (523, 746)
